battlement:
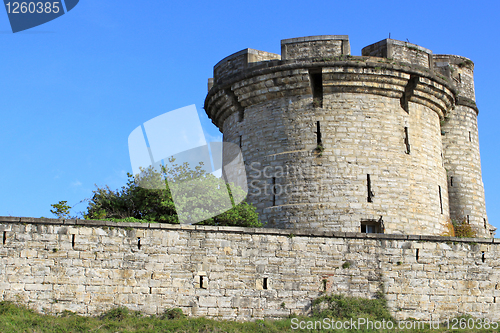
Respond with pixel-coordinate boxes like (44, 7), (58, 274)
(281, 35), (350, 60)
(207, 55), (456, 130)
(433, 54), (476, 103)
(433, 54), (474, 71)
(213, 48), (280, 83)
(362, 38), (433, 68)
(208, 36), (462, 106)
(211, 36), (447, 88)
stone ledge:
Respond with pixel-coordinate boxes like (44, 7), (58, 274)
(0, 216), (20, 223)
(61, 219), (75, 225)
(0, 216), (496, 244)
(208, 57), (455, 93)
(406, 235), (421, 240)
(119, 222), (150, 229)
(456, 96), (479, 114)
(281, 35), (349, 45)
(194, 225), (220, 232)
(159, 223), (183, 230)
(19, 217), (64, 225)
(105, 221), (120, 227)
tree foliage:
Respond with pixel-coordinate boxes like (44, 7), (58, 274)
(50, 200), (72, 219)
(452, 217), (478, 238)
(83, 159), (261, 227)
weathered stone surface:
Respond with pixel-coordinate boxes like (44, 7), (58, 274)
(205, 35), (490, 237)
(0, 220), (498, 321)
(0, 35), (493, 322)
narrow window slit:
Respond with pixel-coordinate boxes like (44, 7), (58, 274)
(272, 177), (276, 206)
(309, 69), (323, 107)
(263, 278), (268, 290)
(367, 174), (374, 203)
(137, 237), (141, 250)
(469, 131), (472, 142)
(467, 215), (470, 224)
(450, 177), (454, 187)
(316, 121), (322, 146)
(72, 234), (75, 249)
(404, 126), (411, 154)
(239, 135), (242, 148)
(2, 231), (6, 245)
(416, 249), (419, 262)
(149, 287), (152, 294)
(438, 186), (443, 214)
(484, 218), (487, 229)
(482, 252), (485, 263)
(200, 276), (207, 289)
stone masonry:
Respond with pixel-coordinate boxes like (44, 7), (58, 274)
(0, 35), (495, 323)
(0, 217), (499, 321)
(205, 36), (493, 237)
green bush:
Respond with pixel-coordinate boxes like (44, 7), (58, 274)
(452, 218), (478, 238)
(162, 308), (185, 320)
(312, 294), (393, 321)
(82, 159), (261, 228)
(100, 307), (130, 321)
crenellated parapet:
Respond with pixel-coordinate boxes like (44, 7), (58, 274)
(433, 54), (477, 111)
(206, 37), (457, 131)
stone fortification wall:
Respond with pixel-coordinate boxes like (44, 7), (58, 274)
(0, 217), (499, 321)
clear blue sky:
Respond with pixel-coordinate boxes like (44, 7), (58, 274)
(1, 0), (499, 231)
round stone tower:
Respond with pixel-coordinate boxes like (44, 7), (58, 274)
(434, 55), (494, 237)
(204, 35), (492, 237)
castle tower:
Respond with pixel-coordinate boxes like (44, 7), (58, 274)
(434, 55), (494, 237)
(204, 36), (491, 237)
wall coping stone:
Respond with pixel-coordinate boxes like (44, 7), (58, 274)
(2, 217), (20, 223)
(281, 35), (349, 45)
(0, 216), (495, 244)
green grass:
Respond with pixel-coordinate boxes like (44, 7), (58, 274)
(0, 298), (498, 332)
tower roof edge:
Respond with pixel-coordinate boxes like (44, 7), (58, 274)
(281, 35), (349, 45)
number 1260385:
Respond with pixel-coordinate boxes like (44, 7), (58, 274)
(5, 2), (61, 14)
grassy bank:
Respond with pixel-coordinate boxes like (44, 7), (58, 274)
(0, 295), (497, 332)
